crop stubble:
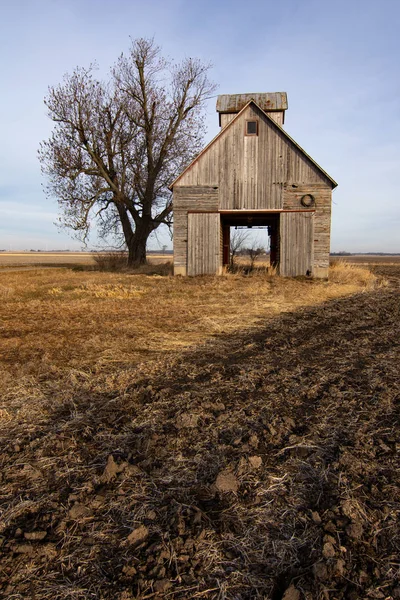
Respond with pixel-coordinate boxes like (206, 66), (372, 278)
(0, 263), (398, 599)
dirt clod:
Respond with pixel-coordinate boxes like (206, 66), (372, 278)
(249, 434), (259, 448)
(101, 455), (125, 482)
(176, 412), (199, 429)
(154, 579), (172, 593)
(248, 455), (262, 469)
(311, 511), (322, 524)
(13, 544), (34, 554)
(127, 525), (149, 547)
(346, 521), (363, 540)
(322, 542), (336, 559)
(314, 562), (329, 581)
(24, 531), (47, 541)
(335, 559), (346, 576)
(68, 503), (93, 520)
(282, 584), (301, 600)
(215, 470), (239, 493)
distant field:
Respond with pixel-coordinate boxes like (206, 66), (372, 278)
(1, 251), (399, 269)
(330, 254), (400, 264)
(0, 252), (170, 268)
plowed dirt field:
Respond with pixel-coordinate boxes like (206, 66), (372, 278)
(0, 266), (399, 599)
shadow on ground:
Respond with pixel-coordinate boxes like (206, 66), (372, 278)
(1, 269), (399, 599)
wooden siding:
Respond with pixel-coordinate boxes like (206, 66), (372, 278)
(221, 111), (283, 128)
(266, 111), (284, 126)
(173, 186), (219, 274)
(175, 104), (331, 210)
(187, 213), (221, 276)
(172, 100), (335, 278)
(280, 212), (314, 277)
(220, 113), (236, 128)
(283, 184), (331, 273)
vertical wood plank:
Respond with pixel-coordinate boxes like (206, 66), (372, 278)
(280, 212), (314, 277)
(187, 213), (221, 276)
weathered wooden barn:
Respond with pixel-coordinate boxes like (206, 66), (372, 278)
(171, 93), (337, 278)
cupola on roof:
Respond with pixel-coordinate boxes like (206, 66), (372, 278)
(216, 92), (288, 113)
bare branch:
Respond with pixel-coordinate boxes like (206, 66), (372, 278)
(39, 37), (216, 265)
(230, 229), (251, 268)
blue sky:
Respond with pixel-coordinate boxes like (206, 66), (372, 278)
(0, 0), (399, 252)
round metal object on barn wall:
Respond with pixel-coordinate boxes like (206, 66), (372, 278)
(300, 194), (315, 207)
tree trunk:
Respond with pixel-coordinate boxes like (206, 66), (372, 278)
(126, 219), (153, 266)
(127, 235), (147, 266)
(115, 200), (151, 267)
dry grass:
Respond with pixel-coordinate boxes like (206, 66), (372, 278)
(0, 252), (97, 267)
(92, 252), (174, 273)
(0, 262), (381, 398)
(0, 261), (383, 440)
(0, 252), (171, 268)
(328, 259), (382, 287)
(0, 262), (398, 599)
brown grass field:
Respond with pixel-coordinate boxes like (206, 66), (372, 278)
(1, 251), (400, 268)
(0, 252), (173, 269)
(0, 252), (97, 267)
(0, 258), (399, 599)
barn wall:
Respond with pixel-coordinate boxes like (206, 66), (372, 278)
(280, 212), (314, 277)
(187, 213), (221, 276)
(265, 111), (284, 126)
(220, 110), (284, 128)
(173, 186), (219, 276)
(176, 104), (331, 211)
(220, 114), (236, 128)
(283, 184), (332, 278)
(173, 103), (334, 278)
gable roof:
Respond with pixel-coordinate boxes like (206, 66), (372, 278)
(170, 100), (338, 190)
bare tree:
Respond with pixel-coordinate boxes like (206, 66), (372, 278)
(230, 229), (250, 268)
(39, 38), (216, 266)
(247, 241), (266, 271)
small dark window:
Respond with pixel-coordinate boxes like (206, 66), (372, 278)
(245, 120), (258, 136)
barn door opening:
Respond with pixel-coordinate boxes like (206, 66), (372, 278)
(220, 212), (280, 271)
(187, 212), (221, 276)
(280, 212), (314, 276)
